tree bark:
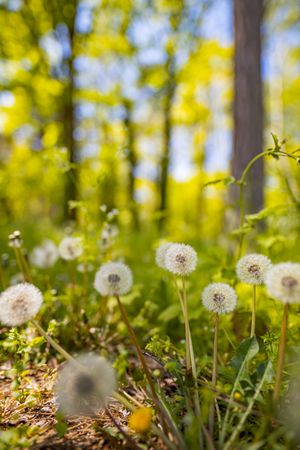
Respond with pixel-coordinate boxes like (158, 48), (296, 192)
(232, 0), (264, 213)
(124, 100), (139, 229)
(158, 57), (176, 229)
(63, 4), (78, 222)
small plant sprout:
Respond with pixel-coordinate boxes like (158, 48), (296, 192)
(30, 240), (59, 269)
(128, 407), (153, 433)
(58, 237), (83, 260)
(202, 282), (237, 433)
(0, 283), (73, 362)
(55, 353), (116, 416)
(236, 253), (272, 337)
(156, 242), (198, 380)
(265, 263), (300, 400)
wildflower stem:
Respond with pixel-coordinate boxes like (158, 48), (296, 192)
(105, 408), (143, 450)
(31, 319), (74, 362)
(0, 263), (5, 289)
(209, 313), (219, 435)
(115, 295), (157, 399)
(273, 303), (289, 401)
(13, 247), (27, 282)
(115, 296), (184, 448)
(114, 393), (178, 450)
(175, 278), (197, 379)
(251, 285), (256, 337)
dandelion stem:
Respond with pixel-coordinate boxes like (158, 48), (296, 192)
(175, 278), (197, 379)
(273, 303), (289, 401)
(115, 295), (157, 399)
(209, 313), (219, 435)
(105, 408), (143, 450)
(0, 263), (5, 289)
(251, 285), (256, 337)
(13, 247), (27, 282)
(115, 295), (184, 448)
(31, 319), (74, 363)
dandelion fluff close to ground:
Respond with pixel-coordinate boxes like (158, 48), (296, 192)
(155, 242), (174, 269)
(58, 237), (83, 260)
(55, 353), (116, 416)
(236, 253), (272, 285)
(202, 283), (237, 314)
(94, 262), (133, 296)
(164, 243), (197, 276)
(30, 240), (59, 269)
(265, 262), (300, 304)
(0, 283), (43, 326)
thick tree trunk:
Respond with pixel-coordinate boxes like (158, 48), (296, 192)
(124, 100), (139, 229)
(232, 0), (264, 213)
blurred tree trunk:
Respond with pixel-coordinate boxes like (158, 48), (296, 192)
(232, 0), (264, 212)
(123, 100), (139, 229)
(63, 3), (78, 222)
(158, 56), (176, 229)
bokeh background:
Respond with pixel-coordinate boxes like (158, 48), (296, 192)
(0, 0), (299, 248)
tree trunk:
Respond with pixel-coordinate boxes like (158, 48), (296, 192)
(158, 57), (176, 229)
(232, 0), (264, 213)
(124, 100), (139, 229)
(63, 7), (78, 222)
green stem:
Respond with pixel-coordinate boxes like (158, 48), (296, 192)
(0, 263), (5, 289)
(31, 319), (74, 362)
(105, 408), (143, 450)
(209, 313), (219, 435)
(114, 392), (178, 450)
(115, 296), (185, 449)
(273, 303), (289, 401)
(223, 361), (272, 450)
(251, 285), (257, 337)
(236, 148), (295, 259)
(13, 247), (27, 282)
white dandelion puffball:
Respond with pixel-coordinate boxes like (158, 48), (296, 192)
(55, 353), (116, 416)
(265, 262), (300, 304)
(30, 240), (59, 269)
(155, 242), (174, 269)
(202, 283), (237, 314)
(58, 237), (83, 261)
(94, 262), (133, 296)
(236, 253), (272, 285)
(0, 283), (43, 326)
(164, 243), (197, 276)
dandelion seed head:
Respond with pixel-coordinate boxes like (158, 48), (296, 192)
(94, 262), (133, 296)
(202, 283), (237, 314)
(265, 262), (300, 304)
(164, 243), (197, 276)
(55, 353), (116, 416)
(30, 240), (59, 269)
(0, 283), (43, 326)
(155, 242), (174, 269)
(58, 237), (83, 261)
(236, 253), (272, 285)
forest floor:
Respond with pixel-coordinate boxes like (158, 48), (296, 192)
(0, 362), (166, 450)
